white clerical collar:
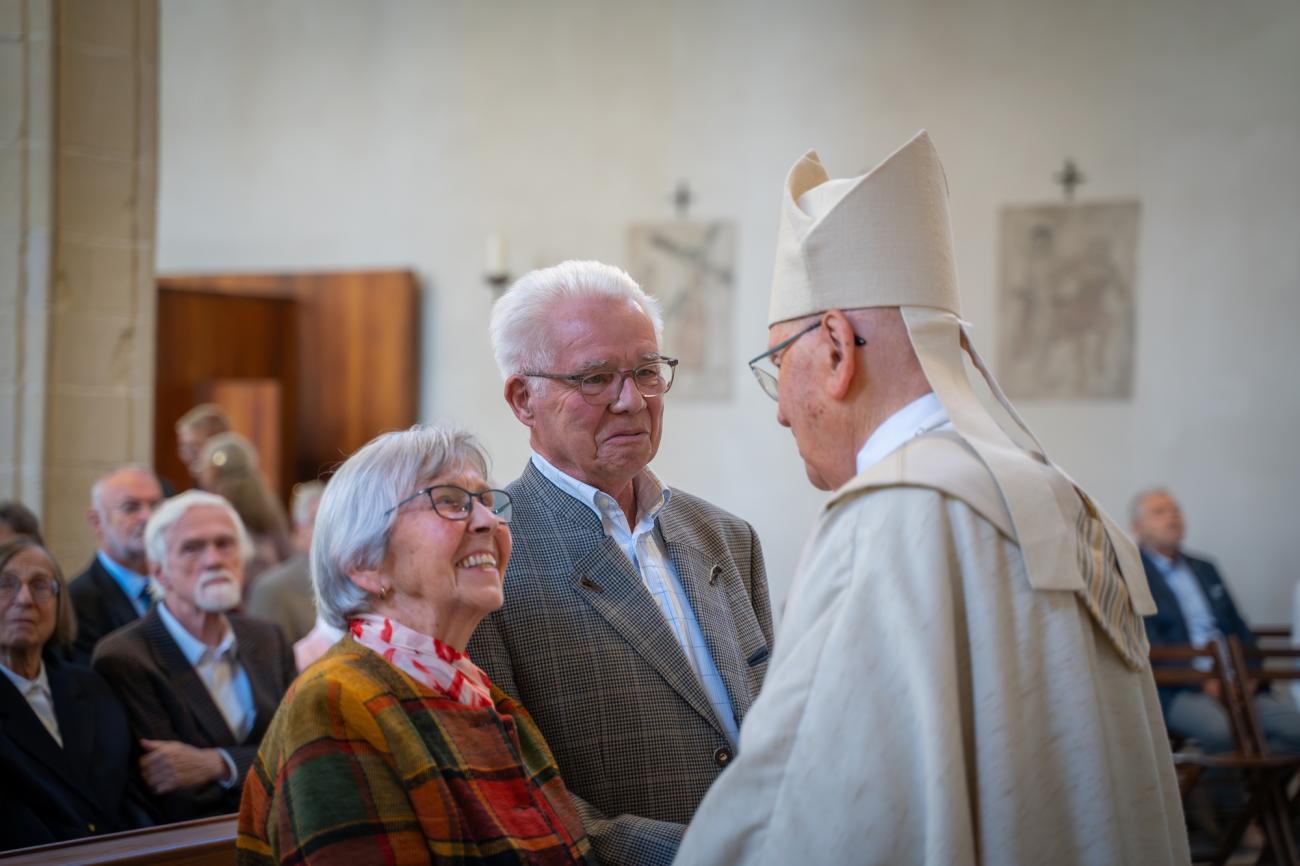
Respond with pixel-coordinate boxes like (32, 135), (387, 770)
(855, 392), (952, 475)
(157, 600), (236, 666)
(530, 451), (670, 527)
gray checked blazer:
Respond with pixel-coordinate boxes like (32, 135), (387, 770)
(467, 461), (774, 866)
(91, 607), (296, 823)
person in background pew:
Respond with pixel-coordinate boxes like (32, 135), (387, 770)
(238, 425), (593, 865)
(246, 480), (325, 644)
(0, 501), (42, 546)
(67, 466), (165, 664)
(93, 491), (296, 823)
(1, 538), (153, 851)
(195, 433), (294, 587)
(1134, 488), (1300, 754)
(175, 402), (232, 487)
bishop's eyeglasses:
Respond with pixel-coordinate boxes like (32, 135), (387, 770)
(747, 321), (865, 401)
(523, 358), (679, 405)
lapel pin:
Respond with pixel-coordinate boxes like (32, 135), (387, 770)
(579, 575), (603, 592)
(709, 564), (722, 585)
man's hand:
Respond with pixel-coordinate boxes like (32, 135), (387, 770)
(139, 738), (229, 794)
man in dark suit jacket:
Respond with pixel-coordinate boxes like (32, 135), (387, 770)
(1135, 488), (1300, 754)
(93, 490), (295, 822)
(68, 466), (164, 663)
(1, 651), (154, 850)
(469, 262), (773, 866)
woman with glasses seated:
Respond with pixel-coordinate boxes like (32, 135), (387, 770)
(0, 539), (152, 850)
(237, 425), (593, 865)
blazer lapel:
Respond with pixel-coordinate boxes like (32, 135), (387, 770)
(519, 463), (724, 733)
(142, 607), (236, 747)
(0, 661), (93, 802)
(92, 559), (144, 630)
(657, 518), (756, 721)
(230, 617), (279, 743)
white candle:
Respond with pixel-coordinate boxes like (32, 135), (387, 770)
(485, 233), (507, 275)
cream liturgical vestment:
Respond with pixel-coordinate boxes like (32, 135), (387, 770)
(674, 432), (1189, 866)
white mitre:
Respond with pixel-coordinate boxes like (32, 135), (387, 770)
(770, 130), (1152, 612)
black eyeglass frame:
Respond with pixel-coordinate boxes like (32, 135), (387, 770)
(747, 321), (866, 401)
(522, 358), (680, 405)
(384, 484), (513, 523)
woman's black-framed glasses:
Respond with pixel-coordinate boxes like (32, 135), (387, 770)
(523, 358), (678, 405)
(385, 484), (513, 523)
(747, 321), (865, 401)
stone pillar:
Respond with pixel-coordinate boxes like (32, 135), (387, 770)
(0, 0), (158, 572)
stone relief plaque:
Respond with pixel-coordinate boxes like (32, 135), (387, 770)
(998, 201), (1139, 400)
(627, 220), (736, 401)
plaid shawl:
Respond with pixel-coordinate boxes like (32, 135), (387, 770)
(237, 637), (594, 865)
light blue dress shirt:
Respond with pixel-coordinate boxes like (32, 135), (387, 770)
(1148, 549), (1222, 667)
(531, 452), (741, 746)
(96, 550), (152, 616)
(156, 602), (255, 786)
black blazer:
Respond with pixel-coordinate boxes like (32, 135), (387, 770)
(92, 607), (296, 822)
(0, 652), (152, 851)
(68, 555), (144, 665)
(1141, 549), (1256, 713)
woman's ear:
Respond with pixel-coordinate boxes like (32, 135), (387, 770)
(504, 376), (536, 427)
(347, 566), (384, 598)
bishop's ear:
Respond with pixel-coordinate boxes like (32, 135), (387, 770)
(822, 310), (860, 401)
(504, 376), (537, 428)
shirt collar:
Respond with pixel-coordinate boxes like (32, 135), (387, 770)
(855, 392), (951, 475)
(1143, 548), (1183, 573)
(157, 600), (236, 666)
(530, 451), (670, 529)
(0, 660), (50, 697)
(96, 549), (150, 593)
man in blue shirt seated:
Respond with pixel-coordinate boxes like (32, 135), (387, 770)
(1134, 487), (1300, 755)
(68, 467), (165, 663)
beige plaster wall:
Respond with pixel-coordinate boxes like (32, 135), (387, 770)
(0, 0), (158, 573)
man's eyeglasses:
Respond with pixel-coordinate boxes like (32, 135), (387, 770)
(747, 321), (865, 401)
(0, 573), (61, 604)
(385, 484), (513, 523)
(523, 359), (679, 406)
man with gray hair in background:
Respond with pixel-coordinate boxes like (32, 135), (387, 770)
(676, 133), (1187, 865)
(93, 490), (295, 822)
(467, 260), (773, 866)
(68, 466), (165, 663)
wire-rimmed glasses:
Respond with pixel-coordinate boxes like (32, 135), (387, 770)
(523, 358), (679, 405)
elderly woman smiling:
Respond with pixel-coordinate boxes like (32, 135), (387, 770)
(237, 425), (593, 865)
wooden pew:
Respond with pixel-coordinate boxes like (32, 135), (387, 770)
(0, 814), (236, 866)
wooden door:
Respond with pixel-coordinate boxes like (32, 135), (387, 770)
(154, 271), (419, 499)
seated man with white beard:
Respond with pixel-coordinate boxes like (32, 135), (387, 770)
(93, 491), (295, 822)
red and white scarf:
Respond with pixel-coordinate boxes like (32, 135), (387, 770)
(349, 613), (494, 710)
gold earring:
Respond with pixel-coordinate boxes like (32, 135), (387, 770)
(378, 585), (391, 600)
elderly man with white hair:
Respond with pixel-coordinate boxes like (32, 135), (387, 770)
(467, 260), (773, 866)
(93, 490), (295, 823)
(675, 133), (1188, 865)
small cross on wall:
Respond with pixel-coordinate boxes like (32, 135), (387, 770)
(1054, 159), (1086, 202)
(672, 181), (693, 219)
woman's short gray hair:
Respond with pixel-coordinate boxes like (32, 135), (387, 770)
(489, 259), (664, 379)
(311, 424), (491, 630)
(144, 490), (254, 567)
